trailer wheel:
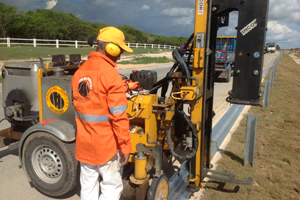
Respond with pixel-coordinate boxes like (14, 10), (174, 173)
(22, 132), (77, 197)
(147, 174), (169, 200)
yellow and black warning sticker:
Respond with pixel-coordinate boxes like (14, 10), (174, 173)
(46, 86), (69, 114)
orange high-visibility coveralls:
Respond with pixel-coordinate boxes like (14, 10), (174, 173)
(72, 51), (132, 165)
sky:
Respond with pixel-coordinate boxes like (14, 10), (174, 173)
(1, 0), (300, 49)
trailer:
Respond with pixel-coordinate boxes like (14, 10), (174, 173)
(215, 36), (237, 83)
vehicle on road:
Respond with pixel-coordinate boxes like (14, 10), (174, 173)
(265, 43), (276, 53)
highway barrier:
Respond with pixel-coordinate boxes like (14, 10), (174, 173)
(211, 52), (282, 158)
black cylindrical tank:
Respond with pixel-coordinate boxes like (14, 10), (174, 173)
(130, 70), (157, 90)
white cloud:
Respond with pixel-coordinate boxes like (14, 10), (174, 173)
(45, 0), (58, 9)
(93, 0), (116, 7)
(140, 5), (150, 10)
(161, 8), (193, 17)
(160, 8), (194, 26)
(267, 21), (300, 48)
(174, 17), (193, 26)
(268, 0), (300, 26)
(224, 27), (236, 36)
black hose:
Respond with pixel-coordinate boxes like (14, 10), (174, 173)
(184, 33), (194, 50)
(172, 49), (191, 86)
(0, 118), (7, 123)
(166, 109), (198, 160)
(157, 111), (166, 139)
(150, 33), (194, 92)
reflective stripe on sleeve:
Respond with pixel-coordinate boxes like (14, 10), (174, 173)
(109, 105), (127, 114)
(75, 110), (109, 123)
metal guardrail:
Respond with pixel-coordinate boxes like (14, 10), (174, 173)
(172, 52), (283, 200)
(263, 53), (282, 107)
(211, 52), (282, 158)
(0, 37), (179, 49)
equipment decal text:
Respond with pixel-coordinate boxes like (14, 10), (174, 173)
(198, 0), (204, 15)
(240, 19), (257, 36)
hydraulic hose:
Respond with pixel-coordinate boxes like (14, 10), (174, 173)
(166, 109), (198, 160)
(172, 49), (191, 86)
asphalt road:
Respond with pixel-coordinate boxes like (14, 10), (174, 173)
(0, 52), (276, 200)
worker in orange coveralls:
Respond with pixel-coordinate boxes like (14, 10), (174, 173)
(71, 26), (132, 200)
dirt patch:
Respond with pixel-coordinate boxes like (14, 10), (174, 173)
(288, 53), (300, 65)
(121, 51), (173, 60)
(117, 51), (173, 69)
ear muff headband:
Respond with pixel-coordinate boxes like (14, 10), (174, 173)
(105, 43), (121, 57)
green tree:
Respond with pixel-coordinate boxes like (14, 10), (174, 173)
(118, 25), (148, 43)
(9, 9), (97, 40)
(10, 9), (66, 39)
(276, 44), (280, 50)
(3, 5), (187, 45)
(0, 3), (19, 37)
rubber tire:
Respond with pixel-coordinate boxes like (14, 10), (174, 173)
(22, 132), (78, 197)
(147, 174), (169, 200)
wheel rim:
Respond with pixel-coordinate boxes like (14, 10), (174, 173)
(155, 178), (168, 200)
(31, 145), (63, 184)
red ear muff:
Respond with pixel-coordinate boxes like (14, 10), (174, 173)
(105, 43), (121, 57)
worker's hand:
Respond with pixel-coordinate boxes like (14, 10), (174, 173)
(120, 153), (130, 168)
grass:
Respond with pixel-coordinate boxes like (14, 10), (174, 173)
(201, 53), (300, 200)
(0, 46), (172, 60)
(118, 56), (174, 64)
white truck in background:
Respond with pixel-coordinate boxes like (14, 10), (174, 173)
(265, 43), (276, 53)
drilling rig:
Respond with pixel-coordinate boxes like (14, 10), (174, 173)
(0, 0), (269, 199)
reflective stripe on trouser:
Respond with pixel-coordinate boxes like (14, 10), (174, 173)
(80, 152), (123, 200)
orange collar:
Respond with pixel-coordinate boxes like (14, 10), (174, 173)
(88, 51), (117, 68)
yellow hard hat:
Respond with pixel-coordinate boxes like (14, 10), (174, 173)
(96, 26), (133, 53)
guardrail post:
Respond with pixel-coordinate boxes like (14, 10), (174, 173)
(152, 44), (153, 49)
(56, 39), (59, 48)
(164, 45), (166, 49)
(158, 44), (160, 49)
(144, 43), (146, 48)
(75, 40), (78, 48)
(136, 43), (138, 48)
(244, 114), (258, 168)
(263, 81), (270, 107)
(270, 70), (274, 87)
(33, 38), (36, 47)
(127, 43), (130, 48)
(7, 37), (10, 47)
